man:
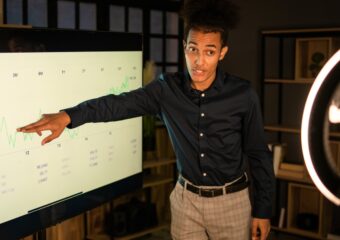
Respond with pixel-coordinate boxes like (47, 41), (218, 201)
(18, 0), (275, 239)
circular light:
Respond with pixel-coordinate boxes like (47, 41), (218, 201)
(301, 50), (340, 206)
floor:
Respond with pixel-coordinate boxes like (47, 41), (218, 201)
(135, 228), (312, 240)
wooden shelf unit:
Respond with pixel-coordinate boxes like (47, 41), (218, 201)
(264, 78), (314, 84)
(261, 27), (340, 239)
(264, 125), (301, 134)
(264, 125), (340, 138)
(143, 174), (174, 188)
(276, 172), (312, 184)
(143, 158), (176, 169)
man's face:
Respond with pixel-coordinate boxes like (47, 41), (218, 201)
(184, 29), (228, 91)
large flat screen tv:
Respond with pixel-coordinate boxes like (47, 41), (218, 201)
(0, 28), (143, 239)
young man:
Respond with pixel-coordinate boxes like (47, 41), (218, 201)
(18, 0), (274, 239)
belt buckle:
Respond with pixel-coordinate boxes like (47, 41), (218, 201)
(199, 188), (214, 197)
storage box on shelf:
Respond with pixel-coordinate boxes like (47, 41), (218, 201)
(261, 27), (340, 240)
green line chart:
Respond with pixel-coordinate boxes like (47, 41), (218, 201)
(0, 117), (34, 148)
(0, 116), (80, 148)
(108, 76), (131, 95)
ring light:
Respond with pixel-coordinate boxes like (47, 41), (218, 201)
(301, 49), (340, 206)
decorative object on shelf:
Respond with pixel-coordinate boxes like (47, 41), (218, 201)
(296, 212), (319, 231)
(309, 52), (325, 77)
(278, 208), (286, 228)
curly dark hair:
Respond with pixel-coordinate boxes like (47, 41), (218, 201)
(180, 0), (239, 46)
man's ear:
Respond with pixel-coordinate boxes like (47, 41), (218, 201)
(183, 40), (186, 49)
(219, 46), (229, 61)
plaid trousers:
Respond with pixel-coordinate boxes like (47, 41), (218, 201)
(170, 180), (251, 240)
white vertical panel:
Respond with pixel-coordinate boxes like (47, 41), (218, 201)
(150, 10), (162, 34)
(79, 2), (96, 30)
(57, 1), (75, 29)
(109, 5), (125, 32)
(28, 0), (47, 27)
(166, 12), (178, 35)
(150, 38), (163, 62)
(166, 66), (178, 73)
(128, 7), (142, 33)
(6, 0), (23, 24)
(166, 39), (178, 63)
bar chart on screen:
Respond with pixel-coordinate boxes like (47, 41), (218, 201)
(0, 51), (142, 225)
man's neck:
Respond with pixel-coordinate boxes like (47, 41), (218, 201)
(190, 72), (216, 91)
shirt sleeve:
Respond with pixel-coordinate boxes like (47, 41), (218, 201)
(242, 87), (275, 219)
(63, 78), (163, 129)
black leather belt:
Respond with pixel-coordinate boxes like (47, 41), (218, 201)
(178, 174), (249, 198)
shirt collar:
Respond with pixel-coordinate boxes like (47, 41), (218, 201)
(184, 66), (225, 94)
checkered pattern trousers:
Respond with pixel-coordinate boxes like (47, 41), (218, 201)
(170, 180), (251, 240)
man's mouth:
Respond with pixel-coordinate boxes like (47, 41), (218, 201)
(192, 69), (204, 74)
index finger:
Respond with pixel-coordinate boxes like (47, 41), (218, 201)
(18, 124), (52, 134)
(17, 118), (48, 132)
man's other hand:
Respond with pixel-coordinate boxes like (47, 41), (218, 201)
(251, 218), (270, 240)
(17, 111), (71, 145)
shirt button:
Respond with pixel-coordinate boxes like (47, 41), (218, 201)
(203, 173), (207, 177)
(199, 133), (204, 137)
(200, 153), (205, 157)
(201, 93), (205, 97)
(201, 113), (205, 117)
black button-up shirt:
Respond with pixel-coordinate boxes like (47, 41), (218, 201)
(64, 67), (275, 218)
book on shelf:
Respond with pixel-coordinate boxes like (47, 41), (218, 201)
(279, 162), (305, 172)
(268, 143), (287, 176)
(277, 162), (310, 180)
(277, 168), (305, 179)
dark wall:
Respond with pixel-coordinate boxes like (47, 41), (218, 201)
(222, 0), (340, 92)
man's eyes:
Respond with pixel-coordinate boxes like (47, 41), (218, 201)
(206, 50), (215, 56)
(187, 47), (215, 56)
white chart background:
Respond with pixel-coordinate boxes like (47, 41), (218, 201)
(0, 51), (142, 224)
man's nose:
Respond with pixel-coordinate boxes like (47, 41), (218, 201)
(195, 53), (204, 65)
